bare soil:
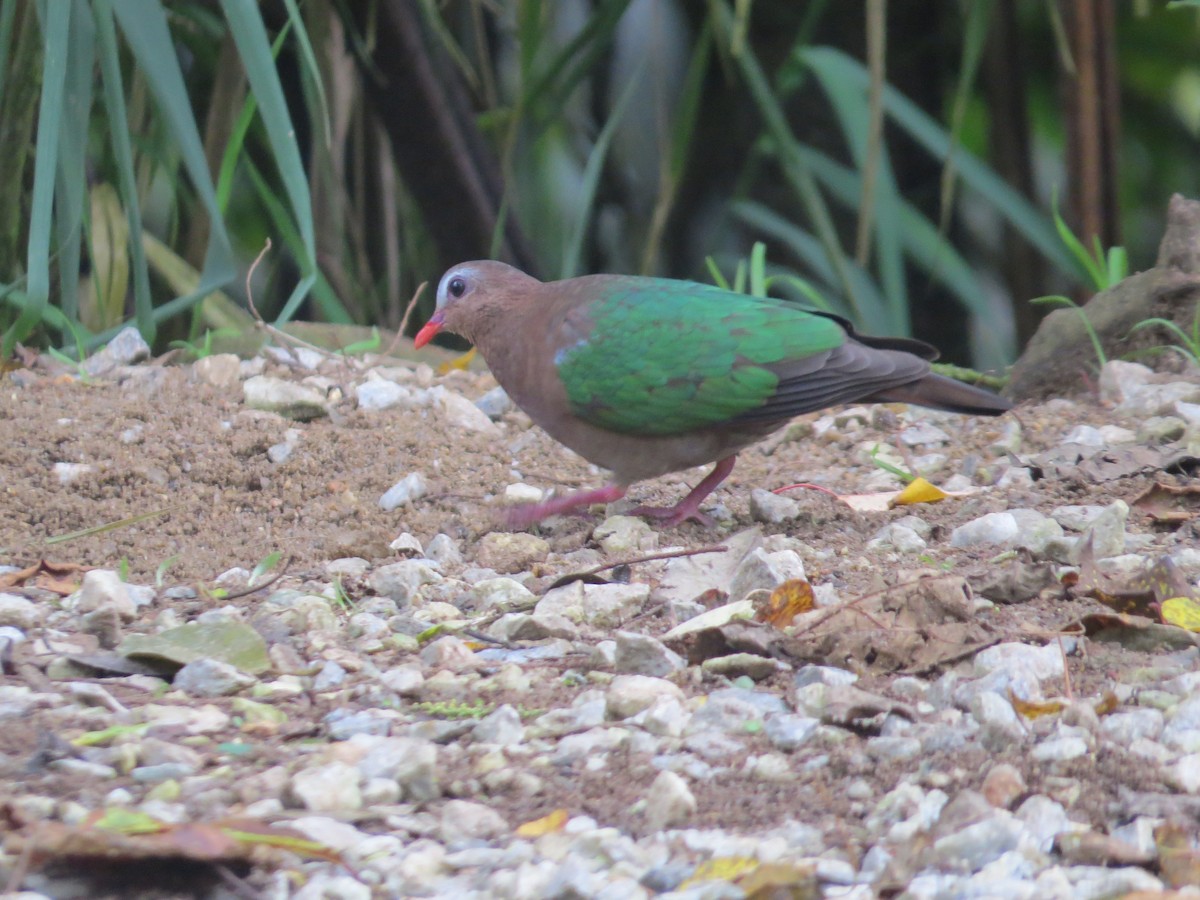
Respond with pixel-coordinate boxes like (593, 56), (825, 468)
(1, 350), (1197, 894)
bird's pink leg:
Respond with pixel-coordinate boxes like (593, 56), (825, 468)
(629, 456), (736, 527)
(504, 483), (628, 528)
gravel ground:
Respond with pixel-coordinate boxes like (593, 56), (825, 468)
(3, 328), (1200, 898)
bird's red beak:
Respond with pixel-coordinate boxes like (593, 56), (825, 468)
(413, 311), (445, 348)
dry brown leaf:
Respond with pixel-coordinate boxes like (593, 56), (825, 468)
(755, 579), (814, 628)
(1132, 481), (1200, 526)
(0, 559), (90, 595)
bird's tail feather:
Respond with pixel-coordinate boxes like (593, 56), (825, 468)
(872, 372), (1011, 416)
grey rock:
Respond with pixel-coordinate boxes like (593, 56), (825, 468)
(592, 515), (658, 554)
(475, 385), (513, 419)
(324, 709), (396, 739)
(974, 642), (1066, 682)
(643, 770), (695, 830)
(173, 658), (256, 697)
(378, 473), (428, 511)
(1099, 360), (1154, 406)
(289, 762), (363, 812)
(606, 675), (684, 720)
(1069, 500), (1128, 562)
(749, 489), (802, 524)
(472, 704), (525, 745)
(431, 385), (500, 434)
(1050, 505), (1107, 531)
(192, 353), (241, 389)
(83, 326), (151, 376)
(425, 534), (464, 567)
(54, 461), (93, 485)
(869, 522), (928, 553)
(950, 512), (1019, 548)
(687, 687), (788, 733)
(795, 665), (858, 688)
(379, 664), (424, 696)
(0, 593), (38, 629)
(1101, 708), (1164, 745)
(367, 559), (442, 603)
(764, 714), (819, 751)
(1031, 734), (1089, 762)
(355, 378), (414, 411)
(312, 661), (347, 692)
(536, 581), (649, 627)
(865, 735), (921, 761)
(930, 813), (1030, 873)
(1015, 795), (1072, 853)
(474, 532), (550, 573)
(471, 577), (535, 611)
(972, 692), (1026, 751)
(614, 631), (685, 676)
(700, 653), (782, 681)
(355, 735), (440, 801)
(439, 799), (508, 845)
(243, 375), (328, 420)
(326, 557), (371, 579)
(1139, 415), (1186, 443)
(75, 569), (137, 621)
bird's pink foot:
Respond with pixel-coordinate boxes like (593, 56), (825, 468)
(627, 503), (715, 527)
(628, 455), (737, 528)
(503, 483), (627, 529)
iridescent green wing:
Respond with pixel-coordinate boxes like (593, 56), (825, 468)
(554, 278), (846, 436)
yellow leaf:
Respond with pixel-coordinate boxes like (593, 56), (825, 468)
(682, 857), (759, 887)
(515, 808), (569, 838)
(755, 579), (814, 628)
(737, 861), (819, 899)
(1010, 691), (1066, 720)
(437, 347), (477, 374)
(891, 477), (948, 507)
(1161, 596), (1200, 632)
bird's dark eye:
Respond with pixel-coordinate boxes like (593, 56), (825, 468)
(448, 277), (467, 298)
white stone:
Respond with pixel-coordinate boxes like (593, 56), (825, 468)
(289, 762), (362, 812)
(379, 472), (428, 510)
(432, 385), (500, 434)
(643, 770), (695, 830)
(950, 512), (1019, 548)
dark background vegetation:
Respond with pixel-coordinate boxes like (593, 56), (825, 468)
(0, 0), (1196, 370)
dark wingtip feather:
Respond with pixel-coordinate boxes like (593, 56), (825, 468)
(872, 372), (1012, 416)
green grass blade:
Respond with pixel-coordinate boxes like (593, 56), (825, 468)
(282, 0), (330, 148)
(93, 0), (153, 341)
(797, 141), (996, 326)
(938, 0), (993, 235)
(1051, 192), (1105, 288)
(243, 157), (351, 324)
(748, 241), (767, 298)
(705, 256), (731, 291)
(1, 0), (69, 357)
(732, 199), (890, 331)
(0, 0), (17, 107)
(802, 46), (1078, 278)
(525, 0), (633, 133)
(710, 0), (861, 322)
(807, 44), (908, 334)
(53, 0), (95, 329)
(560, 62), (641, 279)
(110, 0), (236, 331)
(219, 0), (316, 323)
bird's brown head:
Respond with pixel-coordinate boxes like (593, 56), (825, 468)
(414, 261), (537, 348)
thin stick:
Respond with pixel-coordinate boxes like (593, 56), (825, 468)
(565, 544), (730, 582)
(1058, 634), (1074, 700)
(219, 557), (292, 600)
